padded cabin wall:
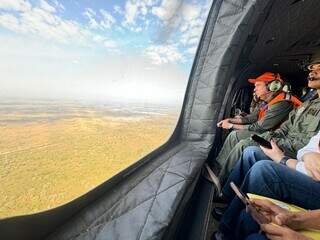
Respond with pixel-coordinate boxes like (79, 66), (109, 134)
(248, 0), (320, 93)
(181, 0), (272, 145)
(250, 0), (320, 68)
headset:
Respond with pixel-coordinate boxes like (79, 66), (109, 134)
(267, 73), (283, 92)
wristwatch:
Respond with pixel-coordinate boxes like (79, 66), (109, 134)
(279, 156), (290, 166)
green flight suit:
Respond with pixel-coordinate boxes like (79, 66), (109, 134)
(216, 97), (320, 186)
(214, 99), (293, 176)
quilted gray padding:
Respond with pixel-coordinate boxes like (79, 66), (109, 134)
(47, 143), (208, 240)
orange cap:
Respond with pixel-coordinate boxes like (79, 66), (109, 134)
(248, 72), (283, 84)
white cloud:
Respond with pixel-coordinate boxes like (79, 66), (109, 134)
(92, 35), (104, 43)
(144, 44), (183, 65)
(152, 0), (181, 23)
(100, 10), (116, 29)
(122, 0), (159, 26)
(141, 5), (148, 15)
(39, 0), (56, 13)
(83, 8), (99, 29)
(92, 34), (118, 49)
(0, 0), (31, 12)
(186, 46), (197, 55)
(103, 39), (118, 49)
(16, 7), (87, 44)
(113, 5), (123, 15)
(134, 26), (142, 32)
(124, 1), (138, 25)
(0, 13), (21, 32)
(52, 0), (65, 11)
(152, 0), (202, 31)
(0, 2), (118, 52)
(182, 3), (201, 21)
(84, 8), (116, 30)
(151, 0), (210, 53)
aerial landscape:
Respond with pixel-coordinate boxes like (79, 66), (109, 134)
(0, 98), (178, 218)
(0, 0), (208, 220)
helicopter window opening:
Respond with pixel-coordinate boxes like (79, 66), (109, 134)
(0, 0), (212, 218)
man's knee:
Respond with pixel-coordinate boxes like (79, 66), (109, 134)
(242, 146), (262, 159)
(242, 146), (269, 164)
(224, 130), (240, 144)
(237, 138), (256, 150)
(248, 161), (279, 182)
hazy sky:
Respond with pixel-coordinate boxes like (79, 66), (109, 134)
(0, 0), (211, 104)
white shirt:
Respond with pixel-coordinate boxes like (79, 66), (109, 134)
(295, 130), (320, 175)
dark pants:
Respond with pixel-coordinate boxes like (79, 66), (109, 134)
(218, 149), (320, 239)
(221, 146), (269, 202)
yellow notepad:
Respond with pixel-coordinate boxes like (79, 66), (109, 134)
(248, 193), (320, 239)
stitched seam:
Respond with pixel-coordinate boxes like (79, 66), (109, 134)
(136, 151), (176, 240)
(53, 146), (185, 240)
(67, 179), (186, 240)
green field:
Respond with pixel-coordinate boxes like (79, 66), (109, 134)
(0, 101), (178, 219)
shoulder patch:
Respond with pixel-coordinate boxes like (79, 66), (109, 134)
(307, 108), (320, 117)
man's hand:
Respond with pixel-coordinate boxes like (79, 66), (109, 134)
(303, 152), (320, 181)
(260, 140), (285, 163)
(251, 199), (303, 230)
(260, 224), (311, 240)
(251, 199), (290, 225)
(217, 119), (233, 129)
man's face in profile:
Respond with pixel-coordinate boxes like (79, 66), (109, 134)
(308, 64), (320, 89)
(254, 81), (269, 99)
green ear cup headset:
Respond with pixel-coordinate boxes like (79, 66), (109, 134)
(267, 73), (283, 92)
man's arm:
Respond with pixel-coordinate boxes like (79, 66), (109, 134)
(239, 108), (259, 124)
(217, 110), (259, 130)
(289, 209), (320, 230)
(252, 199), (320, 230)
(217, 118), (244, 129)
(246, 101), (293, 133)
(297, 131), (320, 160)
(260, 140), (297, 165)
(260, 224), (312, 240)
(302, 152), (320, 181)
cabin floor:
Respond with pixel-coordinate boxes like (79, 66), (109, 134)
(206, 202), (226, 240)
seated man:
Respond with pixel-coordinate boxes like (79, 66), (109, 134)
(222, 130), (320, 203)
(206, 72), (301, 190)
(210, 54), (320, 190)
(213, 132), (320, 240)
(217, 72), (299, 133)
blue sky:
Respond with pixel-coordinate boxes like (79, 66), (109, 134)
(0, 0), (211, 104)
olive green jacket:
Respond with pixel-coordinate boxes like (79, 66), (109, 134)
(241, 100), (293, 133)
(261, 97), (320, 157)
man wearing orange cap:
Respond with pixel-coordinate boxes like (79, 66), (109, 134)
(205, 72), (302, 193)
(217, 72), (300, 132)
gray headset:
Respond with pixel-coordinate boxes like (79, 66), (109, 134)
(267, 73), (283, 92)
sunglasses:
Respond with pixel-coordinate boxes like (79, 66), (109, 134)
(307, 63), (320, 71)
